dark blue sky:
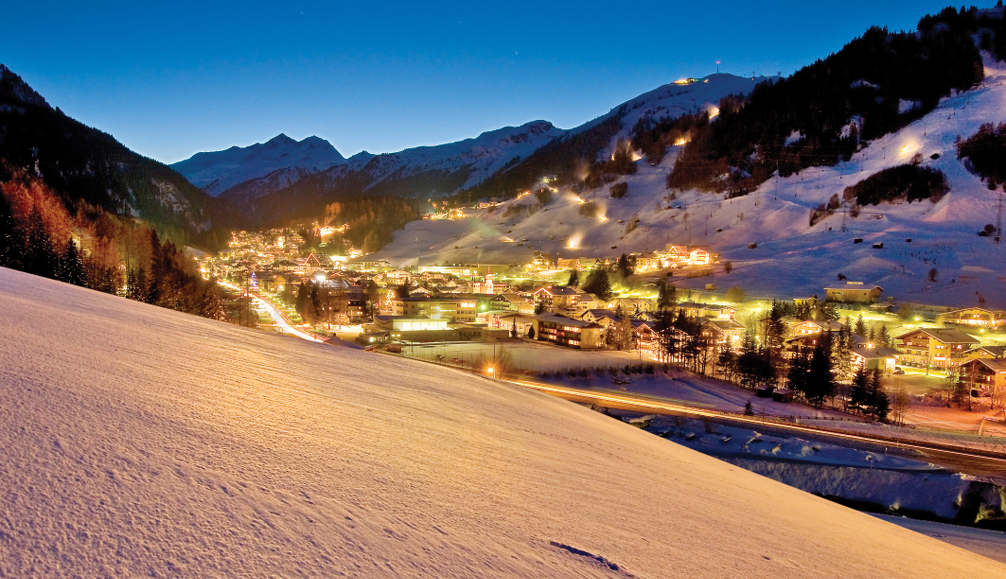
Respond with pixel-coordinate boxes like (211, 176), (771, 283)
(4, 1), (960, 162)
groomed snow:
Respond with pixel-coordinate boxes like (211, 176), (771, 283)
(0, 267), (1001, 576)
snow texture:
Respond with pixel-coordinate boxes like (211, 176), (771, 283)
(0, 267), (1001, 576)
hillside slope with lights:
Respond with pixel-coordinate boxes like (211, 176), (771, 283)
(376, 57), (1006, 307)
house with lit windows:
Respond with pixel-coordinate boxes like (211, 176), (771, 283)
(957, 358), (1006, 403)
(533, 313), (603, 349)
(533, 285), (585, 312)
(895, 328), (978, 369)
(937, 307), (1006, 329)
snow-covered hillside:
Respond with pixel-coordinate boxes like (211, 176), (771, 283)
(587, 73), (767, 159)
(377, 58), (1006, 307)
(172, 133), (347, 196)
(362, 120), (564, 191)
(1, 267), (1000, 575)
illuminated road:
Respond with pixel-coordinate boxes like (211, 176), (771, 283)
(499, 376), (1006, 477)
(216, 280), (326, 343)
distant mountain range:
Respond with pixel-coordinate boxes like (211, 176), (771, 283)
(174, 74), (761, 224)
(171, 133), (355, 196)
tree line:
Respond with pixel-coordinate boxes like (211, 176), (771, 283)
(0, 171), (226, 320)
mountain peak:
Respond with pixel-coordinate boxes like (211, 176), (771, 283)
(172, 133), (347, 196)
(267, 133), (295, 145)
(0, 64), (50, 109)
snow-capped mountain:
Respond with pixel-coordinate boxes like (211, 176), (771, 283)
(172, 133), (347, 196)
(239, 120), (565, 223)
(463, 73), (766, 200)
(227, 75), (760, 223)
(360, 120), (563, 191)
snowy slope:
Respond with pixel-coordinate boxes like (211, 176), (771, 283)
(0, 267), (1001, 576)
(588, 73), (766, 159)
(172, 134), (347, 196)
(377, 58), (1006, 306)
(362, 120), (564, 191)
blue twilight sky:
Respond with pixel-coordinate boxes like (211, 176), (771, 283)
(2, 1), (961, 163)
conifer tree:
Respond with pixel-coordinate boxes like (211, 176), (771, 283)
(867, 369), (890, 420)
(56, 238), (85, 286)
(566, 269), (579, 287)
(849, 367), (869, 412)
(805, 335), (835, 407)
(24, 206), (57, 278)
(0, 193), (23, 269)
(582, 268), (612, 300)
(855, 314), (867, 337)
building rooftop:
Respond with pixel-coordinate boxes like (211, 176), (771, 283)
(824, 281), (883, 291)
(703, 319), (745, 330)
(897, 328), (978, 344)
(536, 313), (599, 328)
(965, 345), (1006, 357)
(535, 285), (582, 296)
(965, 358), (1006, 372)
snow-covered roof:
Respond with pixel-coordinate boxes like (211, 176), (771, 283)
(897, 328), (978, 344)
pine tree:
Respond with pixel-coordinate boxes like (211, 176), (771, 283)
(867, 369), (890, 420)
(0, 193), (23, 269)
(582, 268), (612, 300)
(849, 367), (869, 412)
(616, 253), (634, 278)
(805, 337), (835, 407)
(855, 314), (866, 337)
(765, 300), (786, 355)
(657, 280), (676, 311)
(878, 325), (890, 347)
(127, 267), (148, 301)
(566, 269), (579, 287)
(787, 348), (810, 396)
(24, 206), (57, 278)
(56, 238), (85, 286)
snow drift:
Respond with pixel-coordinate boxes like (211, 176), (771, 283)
(0, 267), (1000, 576)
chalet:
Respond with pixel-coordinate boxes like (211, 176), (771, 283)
(607, 297), (656, 314)
(581, 309), (620, 328)
(937, 307), (1006, 329)
(677, 301), (736, 321)
(824, 281), (883, 304)
(895, 328), (978, 369)
(963, 345), (1006, 361)
(789, 319), (844, 337)
(958, 358), (1006, 401)
(850, 337), (898, 374)
(533, 285), (584, 311)
(689, 248), (711, 266)
(533, 313), (603, 349)
(701, 319), (746, 351)
(484, 311), (536, 337)
(632, 320), (660, 352)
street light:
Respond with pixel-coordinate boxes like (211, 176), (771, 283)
(487, 366), (496, 378)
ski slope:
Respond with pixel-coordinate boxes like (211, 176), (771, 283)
(377, 57), (1006, 306)
(0, 267), (1001, 576)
